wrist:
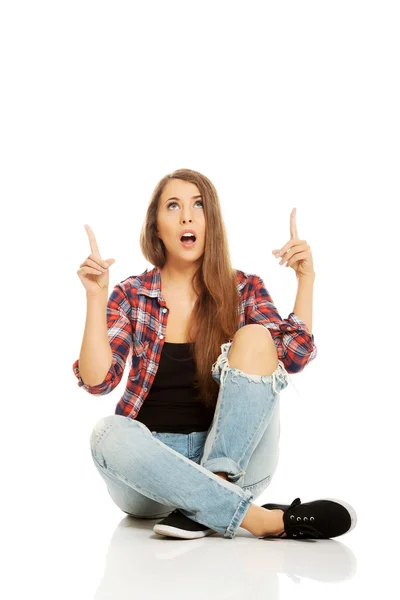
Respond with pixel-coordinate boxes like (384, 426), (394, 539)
(297, 273), (315, 281)
(86, 288), (109, 299)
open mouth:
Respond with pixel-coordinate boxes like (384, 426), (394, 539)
(180, 234), (197, 247)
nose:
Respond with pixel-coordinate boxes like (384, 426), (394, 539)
(180, 204), (195, 224)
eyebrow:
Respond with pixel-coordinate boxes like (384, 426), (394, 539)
(164, 195), (202, 203)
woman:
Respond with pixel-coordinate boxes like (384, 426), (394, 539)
(73, 168), (357, 540)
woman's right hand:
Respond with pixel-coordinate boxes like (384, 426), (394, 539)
(77, 224), (116, 295)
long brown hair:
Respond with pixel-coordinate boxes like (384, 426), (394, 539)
(139, 168), (240, 411)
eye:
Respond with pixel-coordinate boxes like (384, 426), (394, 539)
(167, 200), (204, 209)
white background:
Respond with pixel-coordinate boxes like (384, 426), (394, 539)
(1, 1), (398, 598)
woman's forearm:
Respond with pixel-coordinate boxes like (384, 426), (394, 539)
(78, 289), (113, 386)
(293, 274), (315, 335)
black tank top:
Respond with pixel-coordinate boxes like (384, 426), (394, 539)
(136, 342), (215, 434)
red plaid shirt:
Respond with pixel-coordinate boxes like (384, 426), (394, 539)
(73, 266), (317, 418)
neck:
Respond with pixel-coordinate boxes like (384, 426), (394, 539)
(159, 263), (199, 289)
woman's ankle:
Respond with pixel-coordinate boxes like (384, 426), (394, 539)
(260, 508), (286, 537)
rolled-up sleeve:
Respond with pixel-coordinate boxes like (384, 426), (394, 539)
(247, 275), (317, 374)
(72, 284), (133, 395)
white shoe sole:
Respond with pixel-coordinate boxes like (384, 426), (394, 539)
(153, 523), (216, 539)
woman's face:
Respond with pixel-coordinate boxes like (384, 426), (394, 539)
(156, 178), (206, 263)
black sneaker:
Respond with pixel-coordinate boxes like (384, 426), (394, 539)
(259, 497), (357, 540)
(153, 509), (216, 539)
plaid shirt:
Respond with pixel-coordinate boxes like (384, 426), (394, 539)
(73, 266), (317, 418)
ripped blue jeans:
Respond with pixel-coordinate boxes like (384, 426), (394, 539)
(90, 341), (290, 539)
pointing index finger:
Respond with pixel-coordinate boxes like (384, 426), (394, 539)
(84, 224), (101, 255)
(290, 207), (299, 240)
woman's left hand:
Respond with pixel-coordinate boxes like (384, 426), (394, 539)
(271, 208), (315, 278)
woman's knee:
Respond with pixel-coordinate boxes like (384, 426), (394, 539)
(89, 414), (143, 455)
(229, 325), (278, 375)
(233, 324), (275, 348)
(90, 415), (117, 452)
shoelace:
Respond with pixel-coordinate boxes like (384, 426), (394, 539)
(277, 497), (324, 539)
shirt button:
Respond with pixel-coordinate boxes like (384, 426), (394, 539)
(159, 334), (164, 339)
(162, 308), (168, 313)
